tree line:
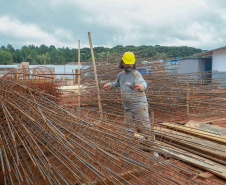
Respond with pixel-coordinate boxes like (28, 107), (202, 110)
(0, 44), (204, 65)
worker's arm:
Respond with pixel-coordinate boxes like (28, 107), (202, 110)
(103, 74), (120, 90)
(103, 83), (110, 90)
(135, 84), (145, 92)
(134, 72), (147, 92)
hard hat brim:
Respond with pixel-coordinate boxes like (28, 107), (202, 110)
(122, 58), (135, 64)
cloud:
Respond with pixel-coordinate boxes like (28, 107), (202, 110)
(0, 16), (76, 48)
(0, 0), (226, 50)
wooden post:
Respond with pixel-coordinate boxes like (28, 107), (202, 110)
(78, 40), (81, 108)
(186, 76), (190, 116)
(102, 104), (107, 120)
(88, 32), (103, 119)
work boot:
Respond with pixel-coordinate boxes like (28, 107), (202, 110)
(154, 151), (159, 157)
(134, 133), (145, 141)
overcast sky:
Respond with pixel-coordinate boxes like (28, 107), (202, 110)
(0, 0), (226, 50)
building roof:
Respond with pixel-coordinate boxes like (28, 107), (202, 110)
(194, 46), (226, 56)
(175, 57), (211, 61)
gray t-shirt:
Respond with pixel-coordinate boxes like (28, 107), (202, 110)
(109, 70), (148, 111)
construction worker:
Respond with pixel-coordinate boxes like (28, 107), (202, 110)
(103, 52), (151, 140)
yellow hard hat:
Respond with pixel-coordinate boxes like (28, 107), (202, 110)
(122, 52), (136, 64)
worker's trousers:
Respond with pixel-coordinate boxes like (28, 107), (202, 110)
(124, 104), (152, 137)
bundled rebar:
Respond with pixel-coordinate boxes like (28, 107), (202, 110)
(0, 78), (212, 185)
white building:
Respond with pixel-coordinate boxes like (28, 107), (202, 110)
(195, 46), (226, 86)
(195, 46), (226, 72)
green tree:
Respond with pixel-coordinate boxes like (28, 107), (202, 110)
(94, 46), (107, 53)
(71, 48), (78, 62)
(63, 47), (72, 63)
(7, 44), (15, 53)
(50, 49), (58, 64)
(1, 46), (6, 51)
(49, 45), (56, 53)
(37, 53), (51, 65)
(49, 49), (65, 64)
(25, 49), (38, 64)
(125, 45), (136, 51)
(28, 44), (36, 50)
(25, 55), (33, 64)
(30, 49), (38, 64)
(14, 49), (23, 63)
(0, 44), (205, 64)
(0, 50), (13, 64)
(39, 44), (48, 55)
(111, 45), (125, 53)
(21, 46), (31, 61)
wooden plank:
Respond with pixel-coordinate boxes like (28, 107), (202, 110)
(160, 122), (226, 144)
(157, 141), (226, 180)
(186, 120), (226, 136)
(156, 136), (226, 166)
(155, 127), (226, 160)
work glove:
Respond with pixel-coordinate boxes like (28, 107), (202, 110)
(135, 84), (144, 92)
(103, 83), (110, 90)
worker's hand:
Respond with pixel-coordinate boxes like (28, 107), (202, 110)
(103, 83), (110, 90)
(135, 84), (144, 92)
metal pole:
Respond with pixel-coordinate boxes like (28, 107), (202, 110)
(88, 32), (103, 119)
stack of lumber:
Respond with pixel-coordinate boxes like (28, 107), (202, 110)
(155, 121), (226, 180)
